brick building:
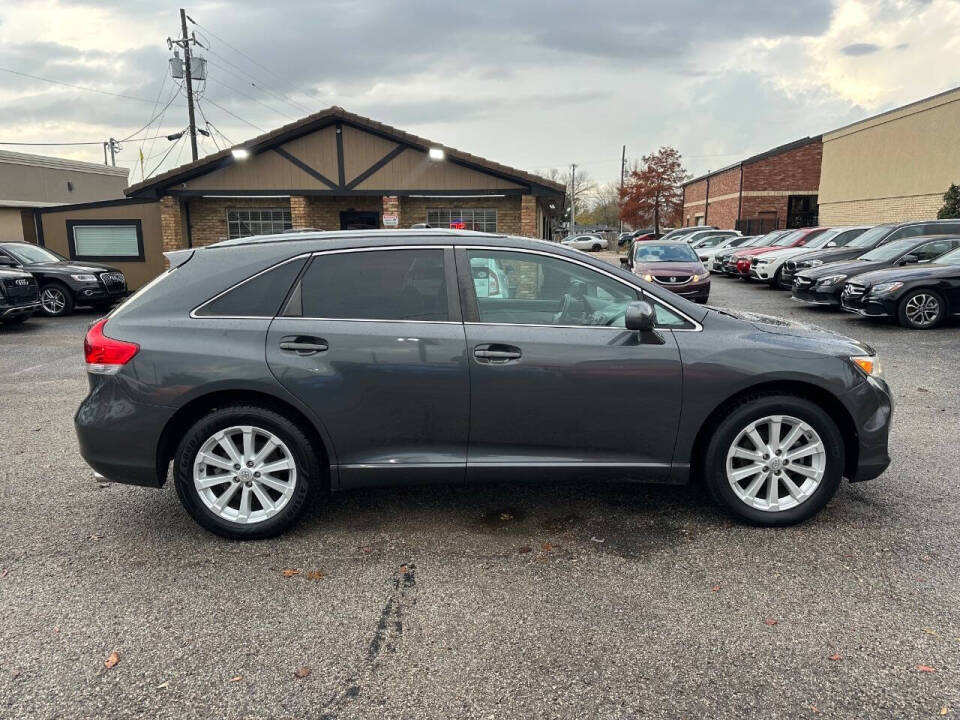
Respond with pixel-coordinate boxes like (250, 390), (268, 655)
(31, 107), (564, 289)
(681, 136), (822, 233)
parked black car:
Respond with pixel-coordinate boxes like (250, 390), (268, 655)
(0, 263), (40, 325)
(782, 219), (960, 287)
(841, 246), (960, 328)
(0, 242), (128, 317)
(76, 229), (892, 539)
(792, 235), (960, 307)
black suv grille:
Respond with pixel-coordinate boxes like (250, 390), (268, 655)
(99, 272), (126, 294)
(2, 276), (38, 303)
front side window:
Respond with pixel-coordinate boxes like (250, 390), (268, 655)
(860, 238), (927, 262)
(911, 239), (960, 262)
(226, 208), (292, 240)
(298, 249), (449, 322)
(427, 208), (497, 232)
(69, 222), (143, 260)
(466, 249), (637, 327)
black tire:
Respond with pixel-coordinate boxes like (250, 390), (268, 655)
(591, 244), (602, 252)
(174, 404), (321, 539)
(770, 267), (784, 288)
(896, 288), (946, 329)
(704, 394), (844, 526)
(39, 282), (74, 317)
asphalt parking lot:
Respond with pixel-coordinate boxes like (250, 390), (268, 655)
(1, 271), (958, 720)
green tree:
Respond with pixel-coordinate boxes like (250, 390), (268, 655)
(937, 183), (960, 219)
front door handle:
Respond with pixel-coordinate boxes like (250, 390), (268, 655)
(279, 336), (328, 356)
(474, 344), (522, 363)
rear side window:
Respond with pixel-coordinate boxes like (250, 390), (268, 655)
(196, 257), (307, 317)
(297, 249), (450, 321)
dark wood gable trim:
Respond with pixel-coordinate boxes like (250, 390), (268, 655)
(273, 147), (339, 190)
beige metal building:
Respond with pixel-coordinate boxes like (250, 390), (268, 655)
(0, 150), (128, 243)
(818, 87), (960, 224)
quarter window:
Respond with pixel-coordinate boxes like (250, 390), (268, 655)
(226, 208), (292, 239)
(68, 221), (143, 261)
(427, 208), (497, 232)
(196, 257), (308, 317)
(297, 249), (450, 321)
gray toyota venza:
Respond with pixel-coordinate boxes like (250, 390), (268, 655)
(76, 230), (893, 539)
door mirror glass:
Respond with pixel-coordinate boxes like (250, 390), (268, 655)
(825, 241), (837, 248)
(0, 255), (16, 266)
(901, 254), (919, 265)
(625, 301), (656, 332)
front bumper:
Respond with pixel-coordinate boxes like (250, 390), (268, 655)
(652, 278), (710, 302)
(0, 300), (40, 318)
(73, 284), (128, 305)
(841, 375), (894, 482)
(840, 292), (896, 317)
(791, 284), (842, 306)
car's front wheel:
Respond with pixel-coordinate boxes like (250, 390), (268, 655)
(897, 288), (945, 329)
(39, 283), (73, 317)
(704, 395), (844, 525)
(591, 244), (602, 252)
(174, 405), (320, 539)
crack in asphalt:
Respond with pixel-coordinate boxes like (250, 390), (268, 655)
(318, 563), (417, 719)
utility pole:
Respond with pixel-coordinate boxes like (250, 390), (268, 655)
(618, 144), (626, 234)
(570, 163), (577, 233)
(180, 8), (198, 161)
(103, 142), (108, 166)
(107, 138), (118, 167)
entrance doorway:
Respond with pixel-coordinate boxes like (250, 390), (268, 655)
(340, 211), (380, 230)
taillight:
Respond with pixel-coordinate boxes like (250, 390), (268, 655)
(84, 318), (139, 375)
(488, 272), (500, 296)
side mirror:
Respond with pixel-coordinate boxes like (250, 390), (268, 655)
(825, 241), (837, 248)
(901, 254), (919, 265)
(625, 301), (656, 332)
(0, 256), (16, 266)
(620, 257), (630, 268)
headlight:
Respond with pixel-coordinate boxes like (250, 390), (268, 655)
(755, 255), (773, 264)
(641, 273), (654, 282)
(851, 355), (882, 378)
(804, 259), (824, 268)
(817, 274), (847, 286)
(691, 273), (707, 282)
(870, 281), (903, 296)
(71, 274), (98, 282)
(698, 256), (708, 262)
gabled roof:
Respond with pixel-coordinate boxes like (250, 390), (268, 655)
(125, 106), (565, 198)
(682, 135), (822, 187)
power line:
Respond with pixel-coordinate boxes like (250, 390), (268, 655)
(122, 80), (182, 143)
(0, 140), (105, 146)
(0, 65), (177, 105)
(204, 56), (310, 117)
(204, 76), (298, 121)
(201, 96), (267, 133)
(145, 132), (186, 178)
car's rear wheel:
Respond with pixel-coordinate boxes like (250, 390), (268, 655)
(591, 244), (602, 252)
(704, 395), (844, 525)
(39, 283), (73, 317)
(897, 288), (945, 329)
(174, 405), (320, 539)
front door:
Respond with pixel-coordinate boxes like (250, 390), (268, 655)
(339, 211), (380, 230)
(457, 247), (684, 481)
(266, 246), (468, 487)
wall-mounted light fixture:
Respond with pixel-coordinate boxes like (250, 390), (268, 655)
(231, 148), (250, 160)
(428, 147), (444, 161)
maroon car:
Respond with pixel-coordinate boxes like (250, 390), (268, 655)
(628, 240), (710, 302)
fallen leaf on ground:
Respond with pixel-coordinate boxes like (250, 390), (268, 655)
(499, 513), (513, 521)
(711, 585), (721, 592)
(811, 705), (818, 713)
(10, 668), (20, 680)
(764, 618), (778, 626)
(518, 546), (532, 554)
(88, 534), (103, 541)
(103, 651), (120, 669)
(542, 542), (553, 551)
(940, 707), (949, 716)
(1, 568), (8, 578)
(230, 675), (243, 683)
(917, 665), (935, 672)
(306, 571), (325, 581)
(590, 536), (605, 543)
(360, 546), (372, 553)
(917, 387), (930, 393)
(923, 628), (940, 637)
(156, 681), (169, 689)
(53, 625), (59, 633)
(293, 666), (311, 679)
(828, 653), (842, 661)
(281, 568), (301, 578)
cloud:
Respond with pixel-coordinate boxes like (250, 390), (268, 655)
(840, 42), (882, 55)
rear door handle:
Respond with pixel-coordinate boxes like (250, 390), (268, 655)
(474, 344), (522, 363)
(279, 336), (328, 355)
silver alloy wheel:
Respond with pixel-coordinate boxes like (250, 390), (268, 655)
(40, 287), (66, 314)
(193, 425), (297, 525)
(725, 414), (826, 512)
(904, 293), (940, 327)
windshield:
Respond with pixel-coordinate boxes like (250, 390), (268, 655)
(845, 225), (893, 249)
(936, 248), (960, 265)
(772, 230), (806, 247)
(3, 244), (65, 264)
(693, 235), (729, 248)
(859, 238), (925, 262)
(635, 243), (698, 262)
(803, 229), (839, 249)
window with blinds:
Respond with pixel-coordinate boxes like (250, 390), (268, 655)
(426, 208), (497, 232)
(68, 221), (143, 261)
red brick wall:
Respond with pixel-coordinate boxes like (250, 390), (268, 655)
(683, 180), (707, 226)
(741, 140), (821, 192)
(704, 167), (741, 229)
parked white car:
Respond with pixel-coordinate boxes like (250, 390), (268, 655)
(683, 229), (740, 245)
(561, 234), (609, 251)
(697, 235), (757, 268)
(750, 226), (871, 287)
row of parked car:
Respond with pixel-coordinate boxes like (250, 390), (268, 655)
(680, 220), (960, 329)
(0, 242), (128, 326)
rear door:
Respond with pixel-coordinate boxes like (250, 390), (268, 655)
(457, 246), (685, 481)
(266, 245), (469, 487)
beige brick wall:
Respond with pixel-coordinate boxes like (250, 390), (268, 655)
(818, 194), (943, 225)
(160, 196), (183, 252)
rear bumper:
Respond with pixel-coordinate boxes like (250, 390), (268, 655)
(75, 376), (172, 488)
(0, 301), (39, 318)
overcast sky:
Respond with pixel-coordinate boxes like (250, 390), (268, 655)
(1, 0), (958, 187)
